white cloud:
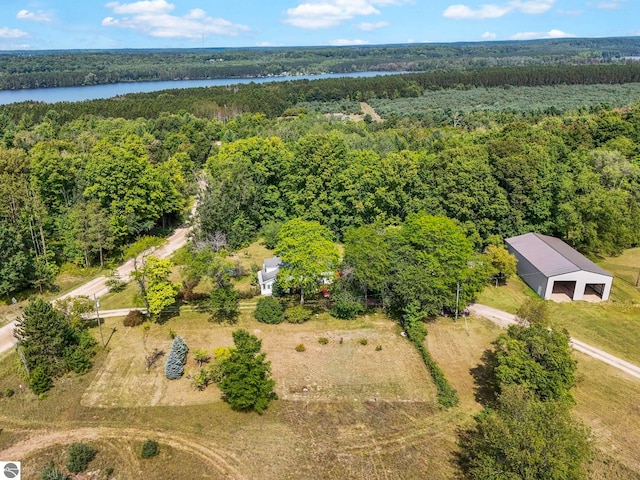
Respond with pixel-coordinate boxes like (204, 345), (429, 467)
(330, 38), (369, 45)
(558, 9), (584, 16)
(256, 41), (282, 47)
(16, 10), (53, 23)
(510, 28), (574, 40)
(105, 0), (174, 15)
(444, 0), (554, 20)
(357, 20), (388, 30)
(597, 1), (622, 9)
(481, 31), (497, 39)
(103, 1), (250, 38)
(284, 0), (409, 29)
(0, 27), (29, 38)
(443, 4), (510, 19)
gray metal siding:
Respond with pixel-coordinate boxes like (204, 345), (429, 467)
(506, 244), (549, 298)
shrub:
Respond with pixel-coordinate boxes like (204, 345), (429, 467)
(5, 388), (14, 397)
(375, 345), (382, 351)
(40, 462), (68, 480)
(105, 270), (126, 293)
(254, 296), (285, 324)
(295, 343), (306, 352)
(285, 305), (312, 324)
(318, 337), (329, 345)
(164, 335), (189, 380)
(123, 310), (145, 327)
(66, 443), (97, 474)
(29, 365), (52, 395)
(359, 338), (368, 346)
(192, 369), (210, 390)
(141, 439), (159, 459)
(330, 289), (364, 320)
(261, 221), (283, 249)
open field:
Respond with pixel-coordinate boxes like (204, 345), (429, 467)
(81, 312), (436, 408)
(1, 308), (640, 478)
(477, 247), (640, 365)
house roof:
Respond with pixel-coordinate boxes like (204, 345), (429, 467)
(263, 256), (282, 269)
(505, 232), (612, 278)
(258, 268), (279, 283)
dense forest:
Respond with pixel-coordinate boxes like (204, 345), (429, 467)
(2, 75), (639, 300)
(4, 63), (640, 124)
(1, 37), (640, 90)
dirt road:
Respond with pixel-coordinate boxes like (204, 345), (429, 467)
(0, 426), (247, 479)
(469, 303), (640, 380)
(360, 102), (383, 122)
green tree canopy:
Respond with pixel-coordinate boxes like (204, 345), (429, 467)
(219, 329), (276, 413)
(493, 323), (577, 402)
(275, 218), (340, 304)
(459, 385), (591, 480)
(14, 297), (96, 392)
(142, 256), (181, 316)
(385, 213), (480, 315)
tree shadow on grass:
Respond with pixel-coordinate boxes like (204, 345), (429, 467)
(156, 303), (180, 324)
(469, 349), (499, 408)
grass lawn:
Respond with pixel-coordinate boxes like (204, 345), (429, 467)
(2, 305), (640, 478)
(0, 309), (460, 479)
(477, 247), (640, 365)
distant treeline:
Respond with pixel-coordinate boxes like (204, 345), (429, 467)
(3, 63), (640, 124)
(1, 36), (640, 90)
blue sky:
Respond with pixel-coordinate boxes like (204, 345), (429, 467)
(0, 0), (638, 51)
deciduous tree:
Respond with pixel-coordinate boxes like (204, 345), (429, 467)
(459, 385), (591, 480)
(275, 218), (339, 304)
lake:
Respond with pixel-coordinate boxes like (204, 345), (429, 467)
(0, 71), (405, 105)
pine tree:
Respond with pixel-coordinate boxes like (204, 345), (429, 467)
(164, 335), (189, 380)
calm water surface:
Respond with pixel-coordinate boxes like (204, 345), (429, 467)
(0, 71), (404, 105)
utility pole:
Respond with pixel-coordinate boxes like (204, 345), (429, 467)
(94, 294), (104, 347)
(455, 281), (460, 322)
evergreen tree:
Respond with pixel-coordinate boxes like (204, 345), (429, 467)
(219, 329), (276, 413)
(164, 335), (189, 380)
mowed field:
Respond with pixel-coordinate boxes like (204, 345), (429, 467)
(81, 312), (435, 408)
(1, 307), (640, 478)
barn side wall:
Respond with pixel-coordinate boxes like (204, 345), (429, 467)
(506, 244), (549, 299)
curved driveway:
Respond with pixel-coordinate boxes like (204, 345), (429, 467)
(469, 303), (640, 381)
(0, 181), (204, 356)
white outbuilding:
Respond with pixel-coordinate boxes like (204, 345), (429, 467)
(505, 232), (613, 302)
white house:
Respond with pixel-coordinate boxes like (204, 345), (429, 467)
(505, 232), (613, 302)
(258, 256), (282, 296)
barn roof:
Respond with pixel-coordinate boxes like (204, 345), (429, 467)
(505, 233), (612, 278)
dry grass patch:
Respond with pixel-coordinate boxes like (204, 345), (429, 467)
(17, 434), (240, 480)
(81, 312), (437, 408)
(573, 352), (640, 478)
(427, 316), (502, 411)
(262, 315), (436, 403)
